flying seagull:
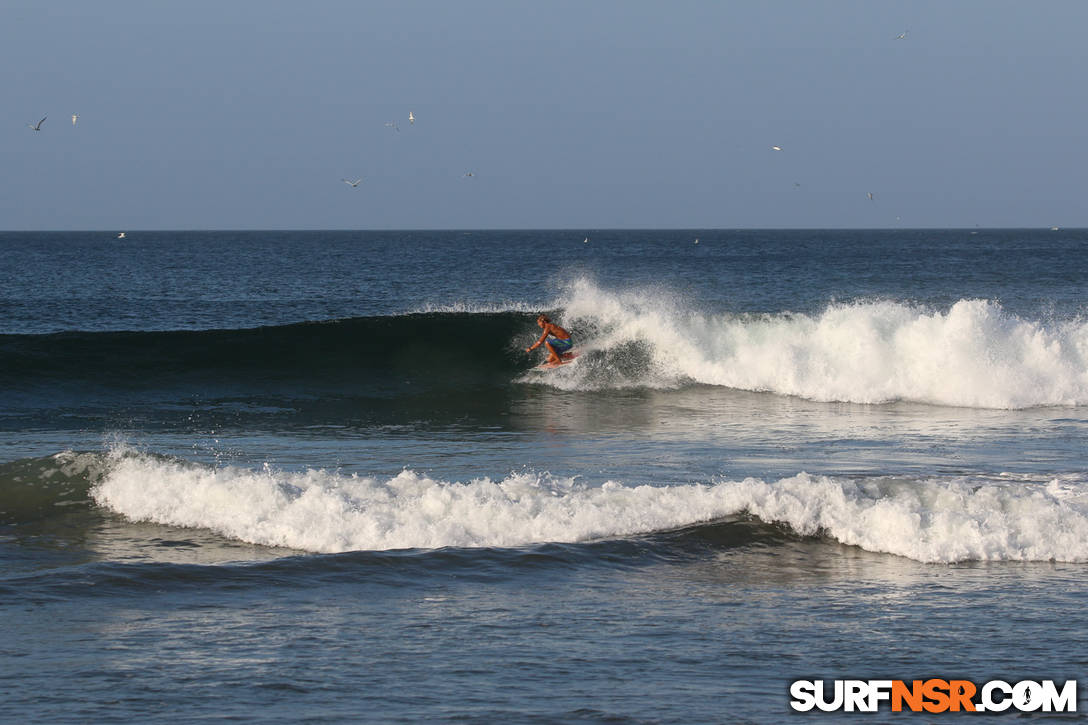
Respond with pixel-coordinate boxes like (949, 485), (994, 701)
(72, 113), (78, 126)
(771, 145), (782, 151)
(27, 116), (46, 131)
(117, 232), (126, 239)
(583, 237), (589, 244)
(342, 178), (362, 188)
(867, 191), (874, 201)
(408, 111), (415, 125)
(462, 172), (474, 178)
(895, 30), (909, 40)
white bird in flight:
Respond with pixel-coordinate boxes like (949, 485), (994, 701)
(895, 30), (909, 40)
(771, 145), (782, 151)
(867, 191), (874, 201)
(462, 172), (474, 178)
(27, 116), (46, 131)
(117, 232), (126, 239)
(72, 113), (78, 126)
(342, 178), (362, 188)
(583, 237), (589, 244)
(408, 111), (415, 125)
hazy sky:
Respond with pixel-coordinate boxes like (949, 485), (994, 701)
(3, 1), (1086, 229)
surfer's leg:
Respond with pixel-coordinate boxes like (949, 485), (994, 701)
(551, 338), (573, 361)
(544, 340), (561, 364)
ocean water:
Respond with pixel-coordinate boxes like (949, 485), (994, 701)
(2, 229), (1087, 722)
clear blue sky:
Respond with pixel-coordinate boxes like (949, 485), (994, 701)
(3, 1), (1086, 229)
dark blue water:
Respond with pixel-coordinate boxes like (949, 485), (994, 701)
(2, 229), (1087, 722)
(4, 229), (1085, 335)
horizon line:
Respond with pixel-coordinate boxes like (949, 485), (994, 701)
(1, 226), (1083, 234)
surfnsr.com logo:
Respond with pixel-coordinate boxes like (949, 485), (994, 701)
(789, 679), (1078, 713)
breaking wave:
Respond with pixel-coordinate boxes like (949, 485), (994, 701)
(535, 279), (1088, 408)
(5, 279), (1088, 409)
(62, 449), (1088, 563)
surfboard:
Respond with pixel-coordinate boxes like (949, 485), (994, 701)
(537, 352), (579, 369)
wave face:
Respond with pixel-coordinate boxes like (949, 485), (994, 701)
(0, 454), (102, 524)
(9, 449), (1067, 563)
(544, 279), (1088, 408)
(1, 312), (533, 401)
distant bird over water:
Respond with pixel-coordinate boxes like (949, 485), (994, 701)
(867, 191), (874, 201)
(895, 30), (909, 40)
(771, 145), (782, 152)
(408, 111), (415, 125)
(72, 113), (78, 126)
(342, 178), (362, 188)
(462, 172), (474, 178)
(27, 116), (46, 131)
(117, 232), (126, 239)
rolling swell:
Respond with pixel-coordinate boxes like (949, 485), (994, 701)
(0, 519), (811, 601)
(1, 312), (536, 403)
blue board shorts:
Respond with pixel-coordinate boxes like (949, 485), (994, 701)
(548, 336), (573, 354)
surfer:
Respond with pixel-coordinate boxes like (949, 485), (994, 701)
(526, 314), (573, 365)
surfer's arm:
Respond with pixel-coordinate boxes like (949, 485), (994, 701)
(526, 328), (549, 352)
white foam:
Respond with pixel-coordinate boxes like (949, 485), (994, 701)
(411, 300), (539, 314)
(725, 472), (1088, 563)
(90, 451), (1088, 562)
(541, 278), (1088, 408)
